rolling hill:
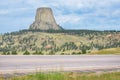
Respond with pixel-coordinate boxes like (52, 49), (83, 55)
(0, 30), (120, 55)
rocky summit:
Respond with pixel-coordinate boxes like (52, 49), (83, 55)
(30, 7), (62, 30)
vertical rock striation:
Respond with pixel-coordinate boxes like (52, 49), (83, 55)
(30, 7), (62, 30)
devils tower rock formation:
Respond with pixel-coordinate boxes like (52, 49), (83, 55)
(30, 7), (62, 30)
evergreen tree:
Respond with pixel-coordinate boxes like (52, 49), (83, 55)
(23, 50), (30, 55)
(38, 51), (44, 55)
(81, 49), (86, 54)
(49, 50), (55, 55)
(11, 50), (17, 55)
(7, 52), (10, 55)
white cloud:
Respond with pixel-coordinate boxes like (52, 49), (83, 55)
(0, 8), (32, 16)
(56, 14), (81, 24)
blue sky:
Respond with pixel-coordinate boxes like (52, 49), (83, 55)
(0, 0), (120, 33)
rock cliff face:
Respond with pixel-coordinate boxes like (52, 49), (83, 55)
(30, 7), (62, 30)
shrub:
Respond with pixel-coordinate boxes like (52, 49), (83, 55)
(11, 50), (17, 55)
(23, 50), (30, 55)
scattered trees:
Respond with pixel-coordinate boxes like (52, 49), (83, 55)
(0, 30), (120, 55)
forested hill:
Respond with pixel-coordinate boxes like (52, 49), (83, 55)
(0, 29), (120, 55)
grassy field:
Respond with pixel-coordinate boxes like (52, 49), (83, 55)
(1, 72), (120, 80)
(90, 48), (120, 55)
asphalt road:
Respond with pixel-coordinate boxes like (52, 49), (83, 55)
(0, 55), (120, 74)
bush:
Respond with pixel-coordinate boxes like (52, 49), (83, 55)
(33, 50), (44, 55)
(2, 52), (7, 55)
(49, 50), (55, 55)
(23, 50), (30, 55)
(38, 51), (44, 55)
(77, 52), (82, 54)
(71, 52), (76, 55)
(11, 50), (17, 55)
(81, 49), (86, 54)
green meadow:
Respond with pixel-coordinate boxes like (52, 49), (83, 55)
(0, 72), (120, 80)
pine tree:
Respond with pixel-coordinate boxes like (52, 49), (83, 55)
(11, 50), (17, 55)
(23, 50), (30, 55)
(81, 49), (86, 54)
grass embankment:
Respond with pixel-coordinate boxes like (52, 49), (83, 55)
(91, 48), (120, 54)
(0, 72), (120, 80)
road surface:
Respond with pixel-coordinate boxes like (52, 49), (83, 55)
(0, 55), (120, 74)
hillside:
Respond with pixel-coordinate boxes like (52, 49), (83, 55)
(0, 30), (120, 55)
(90, 48), (120, 55)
